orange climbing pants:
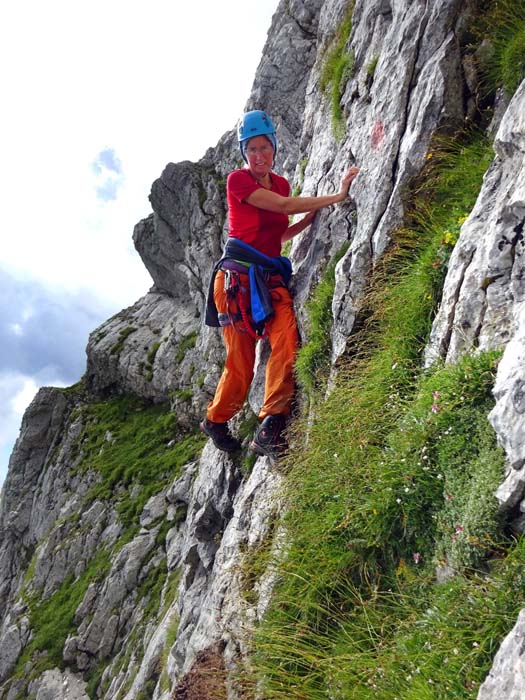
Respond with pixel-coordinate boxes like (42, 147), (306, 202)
(206, 269), (298, 422)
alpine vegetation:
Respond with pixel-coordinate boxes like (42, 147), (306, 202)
(1, 1), (525, 700)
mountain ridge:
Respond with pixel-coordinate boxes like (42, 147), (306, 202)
(2, 1), (525, 698)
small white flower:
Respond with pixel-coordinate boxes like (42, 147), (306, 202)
(396, 498), (402, 504)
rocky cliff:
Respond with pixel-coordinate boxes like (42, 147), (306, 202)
(2, 1), (525, 699)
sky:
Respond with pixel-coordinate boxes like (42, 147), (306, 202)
(0, 0), (280, 487)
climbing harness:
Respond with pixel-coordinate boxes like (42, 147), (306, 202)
(204, 238), (292, 330)
(221, 266), (288, 342)
(223, 268), (268, 341)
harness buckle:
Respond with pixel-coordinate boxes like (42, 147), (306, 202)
(224, 269), (239, 297)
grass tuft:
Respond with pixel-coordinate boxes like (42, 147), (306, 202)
(295, 243), (350, 394)
(241, 132), (515, 699)
(319, 2), (355, 139)
(472, 0), (525, 96)
(76, 394), (205, 528)
(16, 550), (111, 680)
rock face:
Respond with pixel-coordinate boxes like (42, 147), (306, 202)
(423, 78), (525, 700)
(28, 670), (88, 700)
(426, 82), (525, 509)
(1, 0), (525, 699)
(477, 609), (525, 700)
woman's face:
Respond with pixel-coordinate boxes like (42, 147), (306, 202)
(245, 135), (274, 179)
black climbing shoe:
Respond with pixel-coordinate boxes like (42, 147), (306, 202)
(200, 418), (241, 453)
(250, 414), (287, 461)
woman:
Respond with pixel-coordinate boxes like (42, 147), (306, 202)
(201, 110), (359, 459)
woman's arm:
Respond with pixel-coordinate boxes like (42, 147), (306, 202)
(245, 166), (359, 215)
(282, 210), (317, 242)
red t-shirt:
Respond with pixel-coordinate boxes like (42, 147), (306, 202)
(227, 169), (290, 257)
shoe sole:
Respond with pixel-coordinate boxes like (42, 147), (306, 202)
(249, 440), (280, 462)
(200, 422), (241, 453)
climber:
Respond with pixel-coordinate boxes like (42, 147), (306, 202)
(200, 109), (359, 459)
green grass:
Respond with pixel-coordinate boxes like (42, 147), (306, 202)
(110, 326), (137, 356)
(473, 0), (525, 96)
(139, 558), (169, 619)
(173, 388), (193, 403)
(292, 156), (309, 197)
(76, 394), (205, 528)
(501, 27), (525, 93)
(175, 331), (198, 363)
(326, 540), (525, 699)
(295, 242), (350, 394)
(320, 2), (355, 139)
(366, 53), (379, 78)
(16, 550), (111, 679)
(241, 132), (514, 699)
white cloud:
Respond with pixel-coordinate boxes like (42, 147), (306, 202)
(11, 377), (39, 415)
(1, 0), (279, 306)
(9, 323), (23, 337)
(0, 0), (280, 487)
(91, 148), (125, 202)
(0, 374), (37, 447)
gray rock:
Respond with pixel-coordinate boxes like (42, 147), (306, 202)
(166, 462), (198, 506)
(329, 0), (465, 359)
(425, 82), (525, 517)
(0, 625), (23, 684)
(28, 669), (88, 700)
(426, 81), (525, 367)
(161, 441), (282, 686)
(477, 609), (525, 700)
(2, 1), (525, 698)
(140, 489), (167, 527)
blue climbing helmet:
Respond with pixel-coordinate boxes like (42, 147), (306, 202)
(237, 110), (277, 163)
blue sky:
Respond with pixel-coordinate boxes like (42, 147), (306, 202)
(92, 148), (124, 201)
(0, 0), (279, 487)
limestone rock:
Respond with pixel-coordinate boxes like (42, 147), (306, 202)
(328, 0), (465, 359)
(0, 385), (80, 662)
(425, 82), (525, 514)
(425, 82), (525, 367)
(167, 445), (283, 684)
(2, 1), (525, 699)
(477, 609), (525, 700)
(0, 624), (25, 685)
(28, 669), (88, 700)
(87, 292), (228, 428)
(140, 489), (168, 528)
